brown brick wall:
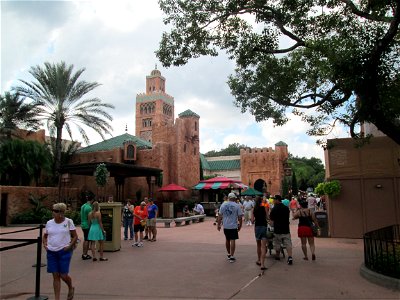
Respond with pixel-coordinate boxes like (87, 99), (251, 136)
(0, 186), (79, 225)
(240, 145), (288, 196)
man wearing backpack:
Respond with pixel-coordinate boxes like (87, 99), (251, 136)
(123, 199), (134, 240)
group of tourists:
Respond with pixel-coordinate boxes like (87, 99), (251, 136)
(217, 192), (320, 272)
(122, 196), (159, 246)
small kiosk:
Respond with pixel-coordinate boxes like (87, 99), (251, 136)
(99, 202), (122, 251)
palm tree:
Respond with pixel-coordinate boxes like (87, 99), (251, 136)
(0, 91), (41, 140)
(14, 61), (115, 176)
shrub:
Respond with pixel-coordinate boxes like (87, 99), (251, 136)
(65, 210), (81, 225)
(314, 180), (341, 198)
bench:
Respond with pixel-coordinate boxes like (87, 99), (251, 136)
(174, 214), (207, 226)
(156, 219), (174, 228)
(174, 217), (193, 226)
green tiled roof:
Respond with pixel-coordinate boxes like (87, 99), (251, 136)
(200, 153), (210, 170)
(208, 159), (241, 171)
(275, 141), (288, 146)
(178, 109), (200, 118)
(77, 133), (152, 153)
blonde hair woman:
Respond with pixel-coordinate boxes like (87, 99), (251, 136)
(43, 202), (77, 300)
(88, 202), (108, 261)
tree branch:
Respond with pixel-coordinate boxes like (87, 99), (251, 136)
(339, 0), (394, 23)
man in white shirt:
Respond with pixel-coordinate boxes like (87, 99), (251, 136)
(193, 202), (204, 215)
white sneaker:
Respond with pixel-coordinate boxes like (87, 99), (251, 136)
(132, 242), (138, 247)
(138, 242), (144, 247)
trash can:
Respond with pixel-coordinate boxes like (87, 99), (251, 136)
(315, 211), (329, 237)
(99, 202), (122, 251)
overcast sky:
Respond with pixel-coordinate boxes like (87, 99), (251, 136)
(1, 0), (348, 162)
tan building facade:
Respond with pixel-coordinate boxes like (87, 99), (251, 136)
(324, 136), (400, 238)
(66, 68), (200, 202)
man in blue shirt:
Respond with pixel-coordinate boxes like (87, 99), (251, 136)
(217, 193), (243, 263)
(147, 199), (158, 242)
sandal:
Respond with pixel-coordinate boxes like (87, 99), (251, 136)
(303, 257), (309, 261)
(100, 257), (108, 261)
(256, 261), (261, 266)
(312, 254), (316, 261)
(67, 287), (74, 300)
(261, 267), (267, 270)
(92, 258), (97, 262)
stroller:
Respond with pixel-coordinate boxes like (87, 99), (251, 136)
(266, 224), (286, 258)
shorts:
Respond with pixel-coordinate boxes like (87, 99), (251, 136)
(47, 248), (73, 274)
(298, 226), (313, 237)
(254, 226), (268, 240)
(82, 228), (90, 241)
(273, 233), (292, 250)
(223, 228), (239, 240)
(134, 224), (145, 233)
(147, 218), (156, 227)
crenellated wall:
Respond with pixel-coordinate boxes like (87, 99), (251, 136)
(240, 144), (288, 196)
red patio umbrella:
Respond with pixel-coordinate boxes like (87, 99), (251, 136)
(158, 183), (188, 192)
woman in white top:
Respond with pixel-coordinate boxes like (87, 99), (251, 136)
(43, 202), (77, 300)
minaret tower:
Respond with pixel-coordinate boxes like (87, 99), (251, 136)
(135, 66), (174, 143)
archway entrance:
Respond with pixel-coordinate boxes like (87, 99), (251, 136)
(254, 179), (267, 194)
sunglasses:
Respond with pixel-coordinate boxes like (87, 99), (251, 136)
(52, 209), (64, 213)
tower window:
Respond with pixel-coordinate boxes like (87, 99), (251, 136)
(184, 144), (186, 152)
(195, 121), (197, 131)
(142, 118), (152, 127)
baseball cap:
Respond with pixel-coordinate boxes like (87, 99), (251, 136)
(228, 192), (237, 199)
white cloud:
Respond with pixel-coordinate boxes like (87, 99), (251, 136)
(1, 0), (350, 164)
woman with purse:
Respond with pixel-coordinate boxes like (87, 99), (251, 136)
(292, 200), (320, 261)
(43, 202), (77, 300)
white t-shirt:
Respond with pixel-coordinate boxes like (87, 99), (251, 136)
(45, 218), (75, 251)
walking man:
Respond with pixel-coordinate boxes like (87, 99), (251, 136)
(217, 192), (243, 263)
(269, 194), (294, 265)
(80, 195), (92, 260)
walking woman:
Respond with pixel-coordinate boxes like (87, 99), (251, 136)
(292, 200), (320, 260)
(88, 201), (108, 261)
(43, 203), (76, 300)
(251, 196), (269, 270)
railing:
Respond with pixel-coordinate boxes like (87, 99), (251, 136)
(0, 225), (48, 300)
(363, 224), (400, 279)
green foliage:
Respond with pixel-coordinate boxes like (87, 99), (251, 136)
(0, 139), (52, 186)
(11, 194), (52, 224)
(95, 163), (109, 187)
(204, 143), (248, 157)
(314, 183), (325, 196)
(288, 155), (325, 192)
(156, 0), (400, 145)
(282, 177), (289, 198)
(0, 91), (41, 141)
(291, 172), (298, 196)
(14, 61), (115, 178)
(314, 180), (341, 198)
(65, 210), (81, 225)
(324, 180), (341, 198)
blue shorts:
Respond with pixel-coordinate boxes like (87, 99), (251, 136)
(47, 248), (73, 274)
(254, 226), (268, 240)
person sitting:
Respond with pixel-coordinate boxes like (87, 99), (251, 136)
(193, 202), (204, 215)
(183, 205), (191, 217)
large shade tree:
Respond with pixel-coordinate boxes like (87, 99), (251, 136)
(0, 91), (41, 140)
(156, 0), (400, 145)
(15, 61), (115, 176)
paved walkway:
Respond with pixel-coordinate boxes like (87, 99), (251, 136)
(1, 218), (398, 300)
